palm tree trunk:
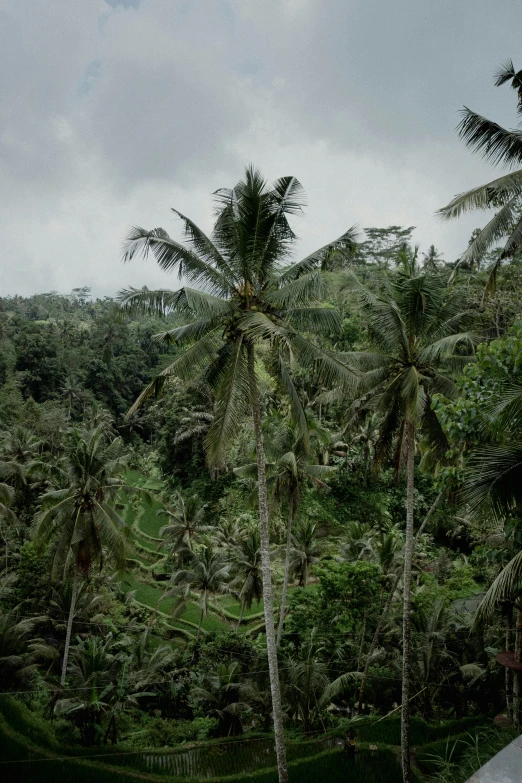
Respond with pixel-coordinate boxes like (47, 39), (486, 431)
(357, 574), (398, 714)
(248, 344), (288, 783)
(61, 573), (79, 686)
(276, 496), (294, 648)
(356, 489), (443, 715)
(401, 418), (415, 783)
(357, 612), (367, 670)
(514, 607), (522, 729)
(505, 610), (513, 723)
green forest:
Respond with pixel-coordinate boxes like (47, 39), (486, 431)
(2, 64), (522, 783)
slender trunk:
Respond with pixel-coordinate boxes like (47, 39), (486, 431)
(356, 491), (443, 714)
(505, 611), (513, 722)
(356, 573), (399, 714)
(248, 344), (288, 783)
(415, 491), (443, 540)
(237, 599), (245, 630)
(277, 497), (294, 648)
(61, 573), (79, 686)
(357, 613), (367, 671)
(514, 607), (522, 729)
(401, 418), (415, 783)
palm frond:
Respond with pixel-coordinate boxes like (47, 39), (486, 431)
(122, 226), (229, 294)
(319, 671), (361, 707)
(279, 226), (359, 283)
(290, 333), (358, 391)
(458, 197), (520, 264)
(266, 271), (327, 309)
(171, 208), (237, 282)
(438, 168), (522, 219)
(127, 328), (222, 416)
(456, 108), (522, 167)
(475, 549), (522, 623)
(277, 354), (310, 452)
(282, 307), (340, 336)
(204, 337), (251, 467)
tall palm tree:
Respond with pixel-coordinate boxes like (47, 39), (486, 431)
(33, 426), (140, 685)
(168, 544), (232, 638)
(119, 165), (357, 783)
(466, 383), (522, 727)
(341, 270), (473, 783)
(439, 60), (522, 274)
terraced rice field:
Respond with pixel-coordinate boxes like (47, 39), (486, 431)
(121, 471), (266, 639)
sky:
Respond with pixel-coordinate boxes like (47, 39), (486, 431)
(1, 0), (521, 299)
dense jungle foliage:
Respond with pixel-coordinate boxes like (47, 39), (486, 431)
(4, 64), (522, 782)
(1, 229), (521, 779)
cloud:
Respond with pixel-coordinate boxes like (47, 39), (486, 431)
(0, 0), (521, 297)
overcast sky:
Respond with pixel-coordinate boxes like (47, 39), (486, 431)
(1, 0), (521, 298)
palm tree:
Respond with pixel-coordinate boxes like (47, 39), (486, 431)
(230, 526), (263, 627)
(54, 634), (117, 745)
(283, 629), (359, 732)
(0, 426), (46, 503)
(168, 544), (231, 638)
(60, 376), (84, 420)
(159, 493), (211, 564)
(355, 491), (443, 714)
(439, 60), (522, 275)
(191, 660), (250, 736)
(342, 270), (473, 783)
(0, 482), (18, 572)
(119, 165), (357, 783)
(0, 610), (43, 690)
(290, 518), (324, 587)
(33, 426), (141, 685)
(466, 383), (522, 727)
(410, 600), (460, 721)
(235, 415), (333, 644)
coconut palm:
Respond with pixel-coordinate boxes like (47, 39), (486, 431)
(159, 493), (211, 564)
(117, 628), (177, 691)
(0, 426), (46, 502)
(0, 610), (43, 690)
(341, 270), (474, 783)
(283, 629), (359, 732)
(466, 384), (522, 726)
(0, 482), (18, 572)
(290, 518), (324, 587)
(230, 526), (263, 628)
(54, 634), (118, 745)
(439, 60), (522, 276)
(119, 165), (357, 783)
(60, 376), (84, 420)
(168, 544), (232, 638)
(191, 660), (251, 736)
(33, 426), (142, 685)
(411, 600), (463, 721)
